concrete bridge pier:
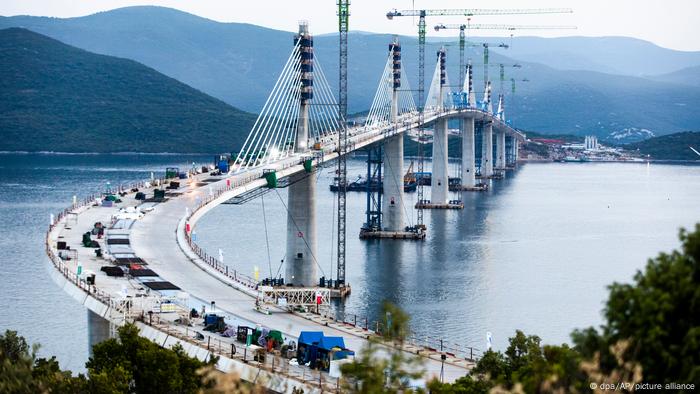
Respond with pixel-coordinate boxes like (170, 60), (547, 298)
(87, 310), (111, 354)
(383, 133), (405, 231)
(496, 129), (506, 172)
(362, 39), (424, 239)
(382, 41), (406, 233)
(431, 116), (449, 205)
(481, 122), (494, 179)
(285, 23), (318, 287)
(418, 48), (462, 210)
(460, 116), (476, 188)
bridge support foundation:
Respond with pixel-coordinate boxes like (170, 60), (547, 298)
(87, 310), (111, 355)
(458, 116), (487, 191)
(496, 129), (506, 172)
(431, 117), (449, 204)
(481, 122), (494, 179)
(417, 117), (463, 209)
(285, 173), (317, 287)
(382, 135), (405, 230)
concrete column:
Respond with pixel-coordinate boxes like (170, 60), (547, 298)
(431, 117), (449, 204)
(87, 310), (111, 355)
(383, 134), (405, 231)
(431, 48), (449, 204)
(496, 129), (506, 169)
(285, 174), (317, 286)
(514, 138), (519, 163)
(481, 122), (493, 178)
(286, 23), (317, 287)
(461, 116), (475, 188)
(382, 39), (405, 232)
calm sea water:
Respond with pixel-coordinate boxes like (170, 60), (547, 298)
(195, 159), (700, 352)
(0, 153), (698, 371)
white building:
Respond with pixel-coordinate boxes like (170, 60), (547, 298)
(584, 135), (599, 150)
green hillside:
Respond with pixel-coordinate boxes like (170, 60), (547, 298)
(0, 27), (256, 153)
(3, 6), (700, 140)
(626, 131), (700, 160)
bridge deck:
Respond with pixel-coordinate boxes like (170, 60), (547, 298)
(129, 171), (474, 382)
(47, 107), (521, 387)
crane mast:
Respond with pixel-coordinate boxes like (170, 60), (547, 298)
(387, 8), (573, 18)
(435, 23), (577, 31)
(416, 10), (426, 227)
(336, 0), (349, 287)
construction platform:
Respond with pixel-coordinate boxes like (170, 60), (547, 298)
(477, 173), (504, 180)
(330, 285), (352, 298)
(359, 229), (426, 240)
(453, 183), (489, 192)
(415, 200), (464, 209)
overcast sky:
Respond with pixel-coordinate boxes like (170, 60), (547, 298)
(2, 0), (699, 51)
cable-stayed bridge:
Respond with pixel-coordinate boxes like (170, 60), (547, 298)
(45, 21), (533, 392)
(226, 24), (524, 289)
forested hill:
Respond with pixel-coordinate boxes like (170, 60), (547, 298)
(626, 131), (700, 160)
(3, 6), (700, 140)
(0, 27), (256, 153)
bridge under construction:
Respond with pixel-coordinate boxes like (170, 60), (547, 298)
(45, 4), (575, 392)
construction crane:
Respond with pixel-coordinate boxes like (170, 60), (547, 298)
(508, 77), (530, 127)
(435, 23), (577, 31)
(491, 63), (523, 93)
(336, 0), (349, 288)
(434, 23), (574, 92)
(386, 7), (571, 227)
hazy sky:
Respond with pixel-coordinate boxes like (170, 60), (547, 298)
(2, 0), (700, 51)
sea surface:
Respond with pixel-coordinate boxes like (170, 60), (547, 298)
(0, 153), (698, 371)
(195, 158), (700, 353)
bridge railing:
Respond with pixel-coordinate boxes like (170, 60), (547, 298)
(328, 310), (484, 363)
(141, 313), (341, 391)
(183, 175), (262, 290)
(46, 194), (138, 316)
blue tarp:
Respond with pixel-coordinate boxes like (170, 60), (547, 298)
(318, 336), (346, 351)
(298, 331), (324, 346)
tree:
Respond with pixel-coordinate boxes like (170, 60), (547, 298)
(340, 301), (426, 393)
(1, 323), (216, 393)
(432, 224), (700, 393)
(0, 329), (89, 393)
(86, 324), (216, 394)
(429, 331), (587, 394)
(573, 223), (700, 387)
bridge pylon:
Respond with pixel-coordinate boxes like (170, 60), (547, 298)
(457, 62), (488, 192)
(361, 38), (425, 240)
(285, 23), (318, 287)
(417, 48), (463, 210)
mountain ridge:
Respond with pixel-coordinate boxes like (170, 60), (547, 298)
(2, 6), (700, 139)
(0, 27), (256, 153)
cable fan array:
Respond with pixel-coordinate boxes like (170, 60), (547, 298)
(425, 60), (453, 111)
(364, 56), (417, 129)
(235, 44), (340, 171)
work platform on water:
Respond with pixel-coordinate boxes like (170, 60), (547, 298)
(415, 200), (465, 209)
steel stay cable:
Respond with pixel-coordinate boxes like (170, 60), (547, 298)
(239, 45), (301, 168)
(254, 51), (303, 167)
(236, 43), (300, 169)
